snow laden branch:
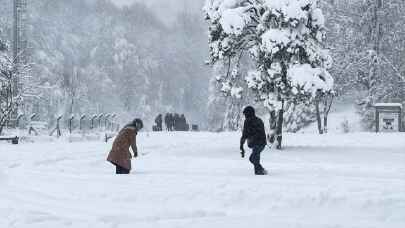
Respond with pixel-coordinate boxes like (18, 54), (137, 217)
(204, 0), (334, 138)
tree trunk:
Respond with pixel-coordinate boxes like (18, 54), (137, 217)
(276, 107), (284, 149)
(269, 100), (285, 149)
(269, 110), (277, 144)
(323, 94), (334, 134)
(315, 98), (323, 134)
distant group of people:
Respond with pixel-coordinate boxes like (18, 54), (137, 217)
(153, 113), (189, 132)
(107, 106), (267, 175)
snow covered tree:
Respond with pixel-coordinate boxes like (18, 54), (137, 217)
(26, 1), (212, 128)
(329, 0), (405, 129)
(320, 0), (405, 130)
(0, 39), (29, 134)
(204, 0), (333, 147)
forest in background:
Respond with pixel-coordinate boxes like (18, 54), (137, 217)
(1, 0), (210, 129)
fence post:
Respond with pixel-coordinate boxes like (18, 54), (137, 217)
(80, 114), (87, 131)
(28, 113), (38, 135)
(56, 115), (62, 137)
(91, 115), (97, 130)
(68, 115), (75, 134)
(111, 114), (116, 131)
(98, 114), (104, 130)
(16, 114), (24, 129)
(105, 114), (111, 130)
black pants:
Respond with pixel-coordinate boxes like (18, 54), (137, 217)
(116, 164), (130, 174)
(249, 145), (265, 173)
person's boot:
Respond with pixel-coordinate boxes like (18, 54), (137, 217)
(276, 136), (282, 150)
(254, 167), (268, 175)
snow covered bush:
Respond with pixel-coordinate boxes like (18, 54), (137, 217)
(204, 0), (333, 146)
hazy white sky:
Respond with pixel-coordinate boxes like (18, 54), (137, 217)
(112, 0), (203, 25)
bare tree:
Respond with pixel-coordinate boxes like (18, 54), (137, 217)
(315, 91), (334, 134)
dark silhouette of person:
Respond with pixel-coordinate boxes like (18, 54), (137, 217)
(169, 113), (174, 131)
(180, 114), (187, 131)
(155, 114), (163, 131)
(164, 113), (171, 131)
(240, 106), (268, 175)
(173, 113), (180, 131)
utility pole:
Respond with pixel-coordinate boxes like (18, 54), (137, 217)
(12, 0), (28, 119)
(13, 0), (28, 65)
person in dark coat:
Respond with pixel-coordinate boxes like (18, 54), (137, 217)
(155, 114), (163, 131)
(164, 113), (170, 131)
(169, 113), (174, 131)
(180, 114), (187, 131)
(173, 113), (180, 131)
(107, 119), (143, 174)
(240, 106), (268, 175)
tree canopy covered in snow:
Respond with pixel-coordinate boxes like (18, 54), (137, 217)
(204, 0), (333, 113)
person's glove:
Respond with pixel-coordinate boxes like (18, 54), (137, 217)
(133, 151), (138, 158)
(240, 146), (245, 158)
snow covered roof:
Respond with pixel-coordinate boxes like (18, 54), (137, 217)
(374, 103), (403, 108)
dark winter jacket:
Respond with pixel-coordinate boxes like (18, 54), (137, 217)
(241, 116), (267, 148)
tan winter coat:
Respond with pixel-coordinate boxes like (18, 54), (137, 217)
(107, 126), (137, 170)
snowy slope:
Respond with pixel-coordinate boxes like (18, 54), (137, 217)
(1, 132), (405, 228)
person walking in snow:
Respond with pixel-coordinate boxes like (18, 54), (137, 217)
(240, 106), (268, 175)
(155, 114), (163, 131)
(107, 118), (143, 174)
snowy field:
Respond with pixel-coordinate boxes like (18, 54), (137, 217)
(1, 131), (405, 228)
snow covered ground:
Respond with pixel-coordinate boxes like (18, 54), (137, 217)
(1, 131), (405, 228)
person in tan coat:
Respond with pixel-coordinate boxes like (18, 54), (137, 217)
(107, 119), (143, 174)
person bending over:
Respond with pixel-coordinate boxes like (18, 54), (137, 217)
(107, 119), (143, 174)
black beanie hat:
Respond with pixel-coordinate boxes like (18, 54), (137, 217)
(130, 118), (143, 130)
(243, 106), (255, 117)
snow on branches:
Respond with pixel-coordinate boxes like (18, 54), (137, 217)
(204, 0), (333, 110)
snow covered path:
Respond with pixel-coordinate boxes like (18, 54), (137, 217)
(1, 132), (405, 228)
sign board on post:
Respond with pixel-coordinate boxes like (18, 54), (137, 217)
(374, 103), (402, 132)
